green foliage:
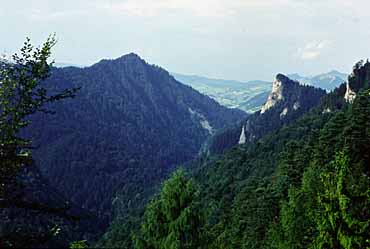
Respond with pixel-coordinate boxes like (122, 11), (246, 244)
(274, 92), (370, 249)
(134, 169), (206, 249)
(0, 36), (78, 196)
(70, 240), (88, 249)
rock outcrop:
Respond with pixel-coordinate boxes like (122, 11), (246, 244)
(260, 74), (286, 114)
(344, 81), (357, 103)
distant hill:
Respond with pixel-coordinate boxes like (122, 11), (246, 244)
(172, 73), (271, 113)
(173, 70), (347, 113)
(288, 70), (347, 91)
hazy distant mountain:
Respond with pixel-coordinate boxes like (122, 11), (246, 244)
(172, 73), (271, 113)
(25, 53), (246, 231)
(54, 62), (83, 68)
(288, 70), (348, 91)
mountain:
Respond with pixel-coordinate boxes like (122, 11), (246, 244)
(207, 74), (327, 154)
(172, 73), (271, 113)
(24, 53), (246, 235)
(288, 70), (347, 91)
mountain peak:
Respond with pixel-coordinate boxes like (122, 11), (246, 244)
(275, 73), (291, 83)
(328, 69), (341, 74)
(116, 52), (144, 62)
(93, 53), (145, 68)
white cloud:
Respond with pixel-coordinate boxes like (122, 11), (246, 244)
(98, 0), (231, 18)
(296, 40), (332, 60)
(2, 0), (370, 80)
(97, 0), (291, 18)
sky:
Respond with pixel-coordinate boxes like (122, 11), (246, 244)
(1, 0), (370, 81)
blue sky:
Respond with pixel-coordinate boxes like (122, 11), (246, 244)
(1, 0), (370, 81)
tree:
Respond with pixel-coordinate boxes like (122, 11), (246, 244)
(0, 36), (79, 247)
(278, 140), (309, 188)
(313, 151), (370, 249)
(70, 240), (88, 249)
(346, 90), (370, 166)
(0, 36), (79, 197)
(134, 169), (206, 249)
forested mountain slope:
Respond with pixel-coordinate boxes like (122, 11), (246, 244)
(24, 53), (246, 231)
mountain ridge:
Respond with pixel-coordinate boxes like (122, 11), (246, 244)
(24, 53), (246, 235)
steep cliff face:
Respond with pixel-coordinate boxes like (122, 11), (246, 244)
(208, 74), (326, 152)
(238, 125), (246, 144)
(260, 74), (285, 114)
(344, 81), (357, 103)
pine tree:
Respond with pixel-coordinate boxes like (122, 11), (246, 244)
(317, 111), (347, 165)
(278, 141), (309, 188)
(314, 151), (370, 249)
(346, 90), (370, 166)
(134, 169), (206, 249)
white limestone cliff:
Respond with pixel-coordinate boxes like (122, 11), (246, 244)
(238, 125), (246, 144)
(344, 81), (356, 103)
(293, 101), (300, 110)
(280, 107), (288, 118)
(188, 107), (214, 135)
(260, 77), (284, 114)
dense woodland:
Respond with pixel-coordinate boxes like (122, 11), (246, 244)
(1, 38), (370, 249)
